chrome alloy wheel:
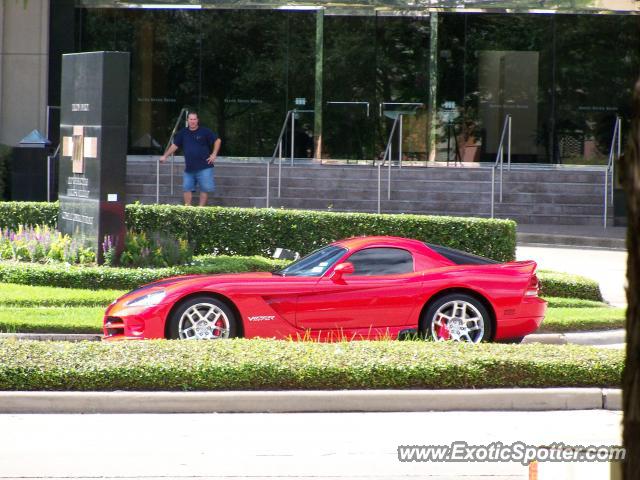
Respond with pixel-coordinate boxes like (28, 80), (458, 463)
(430, 300), (485, 343)
(178, 302), (231, 340)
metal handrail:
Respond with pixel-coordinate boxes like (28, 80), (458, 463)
(603, 116), (622, 228)
(265, 109), (315, 207)
(490, 114), (512, 218)
(377, 114), (403, 214)
(266, 110), (294, 207)
(157, 107), (189, 204)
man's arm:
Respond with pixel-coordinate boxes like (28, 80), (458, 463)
(208, 138), (222, 164)
(160, 143), (178, 163)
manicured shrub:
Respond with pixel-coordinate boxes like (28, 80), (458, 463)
(0, 202), (517, 262)
(538, 271), (603, 302)
(0, 339), (622, 391)
(126, 204), (516, 262)
(0, 255), (286, 290)
(0, 201), (58, 230)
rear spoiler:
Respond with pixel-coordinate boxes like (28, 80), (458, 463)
(501, 260), (537, 274)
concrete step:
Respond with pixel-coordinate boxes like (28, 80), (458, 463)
(124, 159), (612, 226)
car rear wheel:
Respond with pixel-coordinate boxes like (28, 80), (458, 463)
(421, 293), (492, 343)
(168, 296), (238, 340)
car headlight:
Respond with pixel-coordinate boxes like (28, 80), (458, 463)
(125, 290), (166, 307)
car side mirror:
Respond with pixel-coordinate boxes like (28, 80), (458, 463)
(331, 262), (354, 281)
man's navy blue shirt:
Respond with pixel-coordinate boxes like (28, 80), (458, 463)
(173, 127), (218, 172)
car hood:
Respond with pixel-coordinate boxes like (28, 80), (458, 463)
(133, 271), (275, 292)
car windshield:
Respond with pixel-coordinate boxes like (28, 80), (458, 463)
(274, 245), (347, 277)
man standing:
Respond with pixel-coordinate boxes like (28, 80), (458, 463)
(161, 112), (221, 206)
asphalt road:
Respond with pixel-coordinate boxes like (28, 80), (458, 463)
(0, 410), (623, 479)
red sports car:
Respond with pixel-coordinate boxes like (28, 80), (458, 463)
(103, 236), (546, 343)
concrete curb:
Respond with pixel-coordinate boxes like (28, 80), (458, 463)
(523, 329), (625, 346)
(0, 388), (621, 414)
(0, 333), (102, 342)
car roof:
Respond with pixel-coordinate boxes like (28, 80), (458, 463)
(332, 236), (427, 251)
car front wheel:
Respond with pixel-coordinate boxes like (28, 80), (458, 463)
(168, 296), (238, 340)
(421, 293), (492, 343)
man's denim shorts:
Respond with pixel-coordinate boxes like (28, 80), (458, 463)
(183, 167), (215, 193)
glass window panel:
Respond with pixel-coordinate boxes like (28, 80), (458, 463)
(78, 8), (200, 155)
(440, 13), (553, 163)
(346, 247), (414, 275)
(323, 15), (376, 161)
(376, 15), (430, 162)
(555, 14), (640, 165)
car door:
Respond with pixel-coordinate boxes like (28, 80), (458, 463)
(295, 247), (422, 330)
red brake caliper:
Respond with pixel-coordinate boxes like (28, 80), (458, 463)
(435, 315), (450, 340)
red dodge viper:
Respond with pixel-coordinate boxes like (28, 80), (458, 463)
(103, 236), (546, 343)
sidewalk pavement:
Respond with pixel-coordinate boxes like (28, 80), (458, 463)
(0, 388), (622, 414)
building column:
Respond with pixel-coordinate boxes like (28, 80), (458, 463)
(0, 0), (50, 146)
(428, 11), (439, 162)
(313, 8), (324, 160)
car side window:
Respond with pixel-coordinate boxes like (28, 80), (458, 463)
(345, 248), (414, 275)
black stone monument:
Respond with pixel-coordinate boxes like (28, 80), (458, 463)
(58, 51), (129, 263)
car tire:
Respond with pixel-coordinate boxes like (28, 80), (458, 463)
(168, 296), (238, 340)
(421, 293), (492, 343)
(499, 336), (525, 344)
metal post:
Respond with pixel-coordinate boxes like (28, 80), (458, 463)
(614, 116), (620, 204)
(491, 167), (495, 218)
(291, 110), (295, 166)
(446, 122), (451, 167)
(47, 156), (51, 202)
(604, 170), (608, 228)
(377, 163), (381, 214)
(499, 146), (503, 203)
(388, 151), (391, 201)
(266, 161), (271, 208)
(278, 139), (283, 198)
(507, 115), (512, 171)
(156, 159), (160, 204)
(398, 114), (403, 169)
(170, 155), (174, 196)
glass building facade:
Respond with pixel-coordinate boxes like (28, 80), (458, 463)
(62, 1), (640, 165)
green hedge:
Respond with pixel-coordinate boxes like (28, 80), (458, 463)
(126, 204), (516, 261)
(0, 255), (285, 290)
(539, 271), (603, 302)
(0, 339), (621, 391)
(0, 201), (58, 230)
(0, 202), (517, 262)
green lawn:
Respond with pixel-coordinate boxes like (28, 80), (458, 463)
(543, 297), (611, 309)
(538, 307), (625, 333)
(0, 306), (103, 333)
(0, 283), (124, 307)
